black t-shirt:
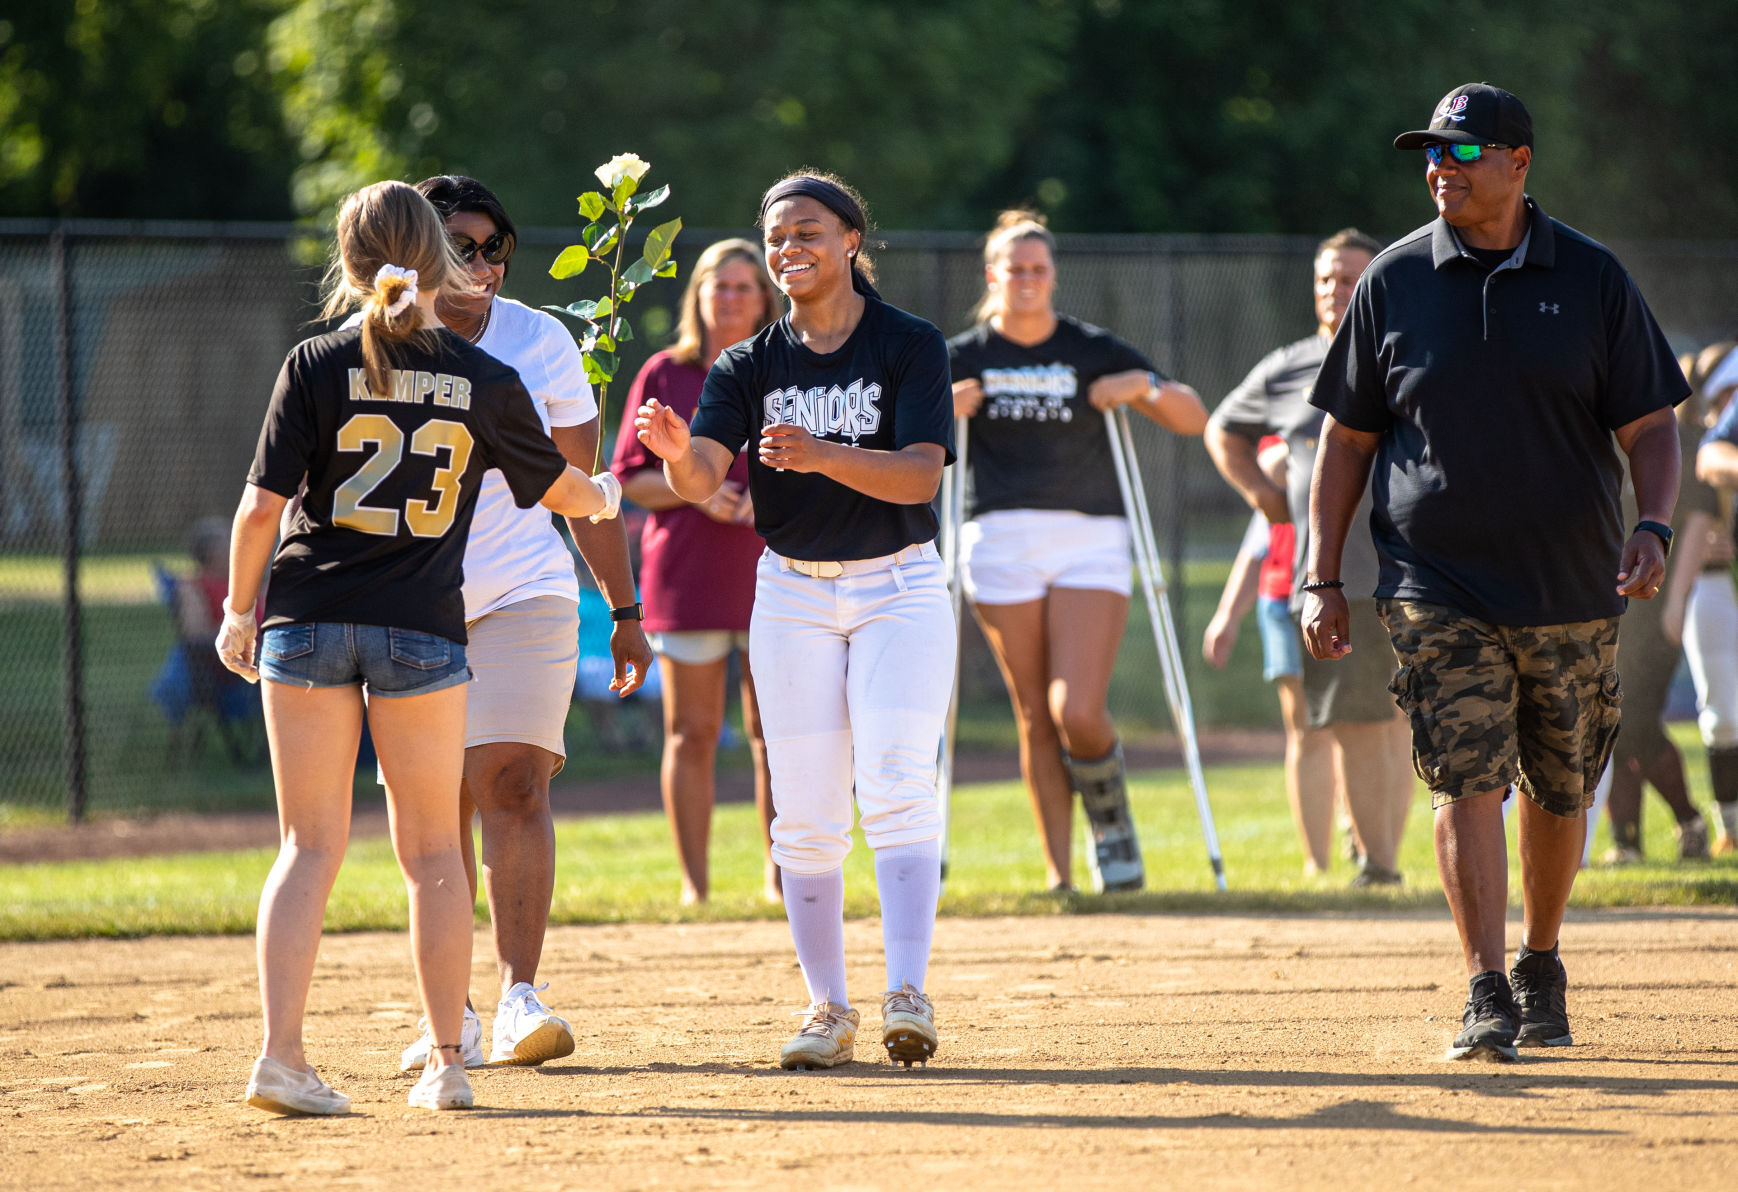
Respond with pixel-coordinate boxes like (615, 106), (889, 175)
(690, 297), (955, 561)
(1209, 333), (1381, 604)
(946, 316), (1154, 518)
(248, 326), (570, 642)
(1311, 199), (1689, 625)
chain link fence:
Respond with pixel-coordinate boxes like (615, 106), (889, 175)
(3, 221), (1735, 821)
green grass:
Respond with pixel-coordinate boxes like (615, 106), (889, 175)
(2, 726), (1729, 941)
(0, 552), (1274, 820)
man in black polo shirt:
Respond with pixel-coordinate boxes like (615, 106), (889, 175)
(1304, 83), (1686, 1062)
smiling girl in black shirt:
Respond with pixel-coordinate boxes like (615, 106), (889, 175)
(637, 172), (955, 1071)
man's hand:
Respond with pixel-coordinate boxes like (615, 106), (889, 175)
(608, 620), (653, 697)
(1202, 612), (1238, 669)
(1301, 588), (1353, 660)
(1616, 530), (1668, 598)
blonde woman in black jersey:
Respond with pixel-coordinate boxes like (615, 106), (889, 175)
(218, 181), (619, 1115)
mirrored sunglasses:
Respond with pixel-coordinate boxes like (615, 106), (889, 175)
(1424, 143), (1509, 167)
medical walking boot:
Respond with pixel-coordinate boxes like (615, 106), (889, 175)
(1067, 742), (1144, 893)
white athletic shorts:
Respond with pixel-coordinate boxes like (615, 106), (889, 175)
(750, 542), (955, 873)
(650, 629), (751, 667)
(961, 509), (1133, 604)
(463, 595), (579, 774)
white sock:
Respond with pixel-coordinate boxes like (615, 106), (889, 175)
(1720, 801), (1738, 840)
(781, 867), (849, 1009)
(875, 839), (941, 993)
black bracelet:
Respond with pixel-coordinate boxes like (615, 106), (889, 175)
(1301, 579), (1344, 592)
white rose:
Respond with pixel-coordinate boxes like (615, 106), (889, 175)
(595, 153), (651, 189)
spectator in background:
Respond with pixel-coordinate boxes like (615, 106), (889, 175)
(1600, 350), (1726, 862)
(1697, 344), (1738, 843)
(1204, 438), (1340, 875)
(948, 208), (1207, 894)
(613, 238), (782, 904)
(1205, 228), (1413, 887)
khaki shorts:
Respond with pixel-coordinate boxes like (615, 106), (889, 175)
(1378, 599), (1622, 817)
(1298, 598), (1402, 728)
(464, 595), (579, 775)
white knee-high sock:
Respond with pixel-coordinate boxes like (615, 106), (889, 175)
(781, 867), (849, 1009)
(875, 839), (941, 992)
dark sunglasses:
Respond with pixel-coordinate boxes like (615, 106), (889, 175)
(1424, 142), (1509, 167)
(451, 230), (514, 265)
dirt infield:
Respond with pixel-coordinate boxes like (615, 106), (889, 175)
(4, 909), (1737, 1190)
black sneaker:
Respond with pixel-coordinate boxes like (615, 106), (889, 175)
(1445, 971), (1519, 1062)
(1349, 861), (1404, 888)
(1511, 945), (1572, 1047)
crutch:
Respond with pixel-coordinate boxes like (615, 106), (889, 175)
(1104, 406), (1227, 891)
(937, 417), (970, 884)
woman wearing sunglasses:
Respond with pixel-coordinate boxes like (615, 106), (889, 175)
(948, 209), (1207, 895)
(371, 175), (654, 1073)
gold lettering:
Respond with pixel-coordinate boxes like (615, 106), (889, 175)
(450, 376), (472, 411)
(392, 370), (416, 403)
(415, 371), (437, 404)
(433, 373), (454, 406)
(348, 368), (372, 402)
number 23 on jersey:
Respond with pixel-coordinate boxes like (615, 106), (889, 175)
(332, 413), (475, 537)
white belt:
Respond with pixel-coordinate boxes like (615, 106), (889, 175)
(775, 542), (937, 579)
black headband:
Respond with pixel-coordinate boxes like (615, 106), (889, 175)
(758, 177), (864, 232)
(757, 177), (879, 299)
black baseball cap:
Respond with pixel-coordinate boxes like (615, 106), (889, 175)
(1394, 83), (1533, 150)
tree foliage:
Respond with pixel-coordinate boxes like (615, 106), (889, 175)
(3, 0), (1737, 240)
(0, 0), (295, 219)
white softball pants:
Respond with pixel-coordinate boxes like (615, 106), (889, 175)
(749, 542), (956, 874)
(1685, 571), (1738, 749)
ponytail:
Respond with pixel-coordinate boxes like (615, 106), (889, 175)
(320, 181), (465, 398)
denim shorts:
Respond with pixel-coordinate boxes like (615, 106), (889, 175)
(258, 622), (470, 698)
(1256, 595), (1302, 681)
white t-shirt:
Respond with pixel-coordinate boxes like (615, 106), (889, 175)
(339, 296), (597, 619)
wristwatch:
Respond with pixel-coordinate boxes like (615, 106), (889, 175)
(1634, 520), (1673, 555)
(609, 602), (645, 622)
(1144, 371), (1162, 401)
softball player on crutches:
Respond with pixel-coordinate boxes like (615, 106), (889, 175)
(946, 209), (1209, 893)
(636, 172), (956, 1071)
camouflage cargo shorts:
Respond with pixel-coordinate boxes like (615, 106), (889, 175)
(1377, 600), (1622, 817)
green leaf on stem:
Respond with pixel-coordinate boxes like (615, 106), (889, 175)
(612, 176), (637, 210)
(582, 356), (604, 384)
(613, 317), (633, 343)
(621, 258), (656, 288)
(643, 217), (682, 268)
(548, 244), (590, 279)
(596, 333), (615, 353)
(577, 192), (607, 221)
(655, 259), (678, 278)
(631, 183), (670, 212)
(593, 351), (619, 381)
(592, 295), (613, 319)
(562, 299), (599, 319)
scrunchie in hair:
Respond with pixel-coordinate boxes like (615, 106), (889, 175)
(373, 264), (419, 317)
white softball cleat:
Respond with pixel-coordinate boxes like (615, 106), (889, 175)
(245, 1055), (350, 1116)
(407, 1061), (474, 1110)
(490, 982), (575, 1067)
(780, 1001), (860, 1070)
(881, 983), (938, 1067)
(399, 1005), (485, 1072)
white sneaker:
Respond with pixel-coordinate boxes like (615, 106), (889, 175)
(399, 1005), (484, 1073)
(881, 983), (938, 1067)
(407, 1061), (474, 1110)
(490, 982), (575, 1066)
(245, 1055), (350, 1116)
(780, 1001), (860, 1070)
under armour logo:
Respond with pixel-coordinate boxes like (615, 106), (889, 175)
(1539, 302), (1560, 314)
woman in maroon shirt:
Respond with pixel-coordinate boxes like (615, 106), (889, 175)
(612, 239), (782, 902)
